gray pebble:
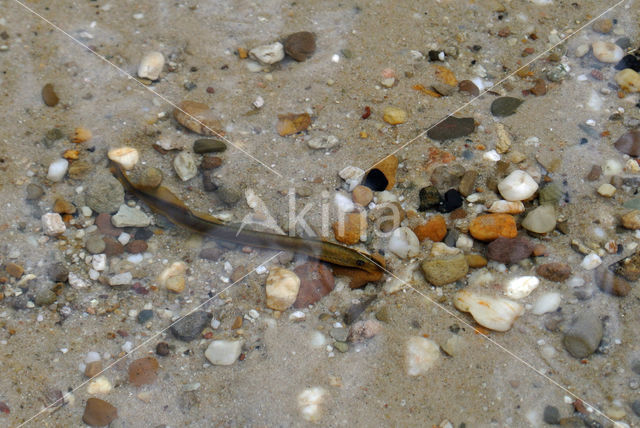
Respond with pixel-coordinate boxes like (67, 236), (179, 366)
(85, 235), (106, 254)
(26, 183), (44, 200)
(170, 311), (211, 341)
(562, 313), (603, 358)
(137, 309), (154, 324)
(48, 262), (68, 282)
(329, 328), (348, 342)
(112, 205), (151, 228)
(543, 405), (561, 425)
(632, 400), (640, 417)
(217, 187), (241, 205)
(333, 341), (349, 353)
(85, 175), (125, 214)
(35, 287), (57, 306)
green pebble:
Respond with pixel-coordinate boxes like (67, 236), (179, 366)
(35, 287), (57, 306)
(333, 341), (349, 353)
(193, 139), (227, 154)
(538, 182), (563, 205)
(490, 97), (523, 117)
(623, 198), (640, 210)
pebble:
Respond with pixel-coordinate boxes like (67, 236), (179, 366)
(466, 254), (487, 268)
(307, 135), (338, 150)
(83, 398), (118, 427)
(46, 158), (69, 182)
(137, 51), (164, 80)
(35, 287), (56, 306)
(458, 80), (480, 96)
(85, 235), (106, 254)
(53, 198), (76, 214)
(521, 205), (556, 233)
(109, 272), (132, 286)
(536, 262), (571, 282)
(609, 251), (640, 280)
(469, 213), (517, 241)
(137, 309), (153, 324)
(87, 376), (112, 394)
(487, 237), (534, 264)
(586, 165), (602, 181)
(293, 262), (334, 307)
(128, 357), (159, 386)
(125, 240), (147, 254)
(592, 18), (613, 34)
(498, 170), (538, 201)
(156, 342), (170, 356)
(382, 106), (407, 125)
(174, 100), (223, 136)
(41, 83), (59, 107)
(426, 116), (475, 141)
(595, 269), (631, 297)
(418, 186), (442, 211)
(531, 292), (562, 315)
(297, 387), (327, 422)
(621, 210), (640, 229)
(107, 147), (139, 170)
(332, 212), (364, 245)
(283, 31), (316, 61)
(504, 276), (539, 299)
(339, 166), (365, 191)
(193, 139), (226, 154)
(615, 68), (640, 92)
(42, 213), (66, 236)
(249, 42), (285, 65)
(543, 405), (561, 425)
(454, 290), (523, 331)
(406, 336), (440, 376)
(580, 253), (602, 270)
(575, 44), (590, 58)
(490, 97), (523, 117)
(205, 339), (244, 365)
(111, 205), (151, 227)
(103, 237), (124, 256)
(200, 155), (222, 170)
(48, 262), (69, 282)
(199, 246), (223, 261)
(265, 268), (300, 311)
(26, 183), (44, 200)
(68, 160), (91, 179)
(562, 313), (603, 358)
(538, 183), (563, 205)
(592, 41), (624, 63)
(352, 185), (373, 206)
(173, 151), (198, 181)
(170, 311), (211, 341)
(413, 215), (447, 242)
(87, 175), (125, 214)
(632, 400), (640, 417)
(276, 112), (311, 136)
(84, 360), (102, 378)
(347, 319), (382, 343)
(458, 170), (477, 197)
(421, 252), (468, 286)
(438, 189), (463, 213)
(488, 200), (524, 214)
(597, 183), (616, 197)
(5, 262), (23, 278)
(614, 129), (640, 157)
(158, 261), (187, 293)
(388, 227), (420, 259)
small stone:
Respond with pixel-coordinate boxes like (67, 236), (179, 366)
(68, 161), (91, 179)
(53, 198), (76, 214)
(293, 262), (335, 307)
(250, 42), (285, 65)
(347, 319), (382, 343)
(498, 170), (538, 201)
(276, 112), (311, 136)
(137, 309), (153, 324)
(158, 261), (187, 293)
(109, 272), (132, 286)
(458, 170), (477, 197)
(87, 376), (112, 395)
(284, 31), (316, 61)
(532, 292), (561, 315)
(580, 253), (602, 270)
(83, 398), (117, 427)
(538, 183), (563, 206)
(454, 290), (523, 332)
(609, 251), (640, 281)
(84, 360), (102, 378)
(388, 227), (420, 259)
(125, 240), (147, 254)
(595, 269), (631, 297)
(201, 155), (223, 170)
(586, 165), (602, 181)
(173, 152), (198, 181)
(307, 135), (338, 150)
(521, 205), (556, 233)
(85, 235), (106, 254)
(504, 276), (539, 299)
(26, 183), (44, 200)
(632, 400), (640, 417)
(332, 212), (365, 245)
(382, 106), (407, 125)
(575, 44), (590, 58)
(47, 159), (68, 182)
(614, 129), (640, 157)
(199, 246), (223, 261)
(412, 215), (447, 242)
(70, 127), (92, 144)
(563, 313), (603, 358)
(488, 200), (525, 214)
(170, 311), (211, 341)
(427, 116), (475, 141)
(205, 340), (244, 365)
(112, 205), (151, 228)
(5, 262), (23, 278)
(490, 97), (523, 117)
(42, 83), (59, 107)
(128, 357), (159, 386)
(95, 214), (122, 237)
(418, 186), (442, 211)
(42, 213), (66, 236)
(536, 263), (571, 282)
(529, 78), (547, 96)
(621, 210), (640, 229)
(466, 254), (487, 268)
(615, 68), (640, 92)
(487, 237), (534, 264)
(546, 64), (569, 82)
(35, 287), (56, 306)
(458, 80), (480, 96)
(265, 268), (300, 311)
(469, 214), (517, 241)
(137, 51), (164, 80)
(597, 183), (616, 197)
(156, 342), (170, 356)
(48, 262), (68, 282)
(297, 387), (327, 422)
(107, 147), (139, 170)
(406, 336), (440, 376)
(174, 100), (224, 136)
(543, 405), (561, 425)
(352, 185), (373, 206)
(592, 41), (624, 63)
(193, 139), (226, 154)
(421, 252), (468, 286)
(103, 236), (124, 256)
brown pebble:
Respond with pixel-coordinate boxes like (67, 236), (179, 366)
(5, 262), (24, 278)
(532, 244), (547, 257)
(283, 31), (316, 62)
(592, 18), (613, 34)
(276, 112), (311, 136)
(347, 319), (382, 343)
(530, 78), (547, 96)
(201, 155), (223, 170)
(466, 254), (487, 268)
(128, 357), (159, 386)
(352, 185), (373, 206)
(53, 198), (76, 215)
(156, 342), (170, 356)
(614, 129), (640, 157)
(458, 170), (477, 197)
(84, 361), (103, 378)
(586, 165), (602, 181)
(42, 83), (59, 107)
(83, 398), (118, 427)
(102, 236), (124, 256)
(199, 246), (224, 261)
(174, 100), (224, 136)
(125, 240), (148, 254)
(487, 236), (534, 264)
(231, 316), (243, 329)
(536, 262), (571, 282)
(293, 262), (335, 307)
(71, 127), (92, 144)
(595, 269), (631, 297)
(449, 207), (467, 220)
(95, 214), (123, 237)
(68, 161), (92, 179)
(332, 212), (365, 244)
(458, 80), (480, 96)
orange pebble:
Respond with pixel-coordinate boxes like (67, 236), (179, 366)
(469, 214), (517, 241)
(412, 215), (447, 242)
(332, 212), (365, 245)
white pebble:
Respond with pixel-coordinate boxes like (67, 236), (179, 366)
(333, 192), (356, 213)
(265, 268), (300, 311)
(117, 232), (131, 245)
(531, 292), (561, 315)
(92, 254), (107, 271)
(504, 276), (539, 299)
(87, 376), (112, 394)
(252, 96), (264, 109)
(567, 275), (586, 288)
(574, 44), (590, 58)
(211, 319), (221, 329)
(68, 272), (89, 289)
(109, 272), (132, 286)
(388, 227), (420, 259)
(586, 90), (602, 111)
(591, 41), (624, 63)
(488, 200), (525, 214)
(597, 183), (616, 197)
(137, 51), (164, 80)
(338, 166), (365, 191)
(289, 311), (306, 322)
(497, 170), (538, 201)
(47, 159), (69, 182)
(108, 147), (139, 170)
(297, 387), (328, 422)
(309, 331), (327, 348)
(89, 269), (100, 280)
(454, 290), (523, 332)
(455, 234), (474, 252)
(249, 42), (284, 65)
(173, 151), (198, 181)
(405, 336), (440, 376)
(127, 253), (143, 264)
(580, 253), (602, 270)
(483, 149), (501, 162)
(205, 340), (244, 365)
(603, 159), (623, 176)
(42, 213), (66, 236)
(85, 351), (101, 363)
(157, 261), (187, 293)
(121, 341), (133, 353)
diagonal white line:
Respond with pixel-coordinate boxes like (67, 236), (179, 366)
(10, 0), (283, 178)
(359, 253), (616, 425)
(362, 0), (626, 173)
(17, 252), (282, 427)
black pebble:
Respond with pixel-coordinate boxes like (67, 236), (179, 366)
(363, 169), (388, 191)
(579, 138), (588, 145)
(137, 309), (154, 324)
(418, 186), (441, 211)
(170, 311), (212, 341)
(134, 228), (154, 241)
(156, 342), (170, 357)
(202, 171), (220, 192)
(428, 50), (442, 61)
(614, 54), (640, 72)
(543, 405), (561, 425)
(632, 400), (640, 417)
(438, 189), (463, 213)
